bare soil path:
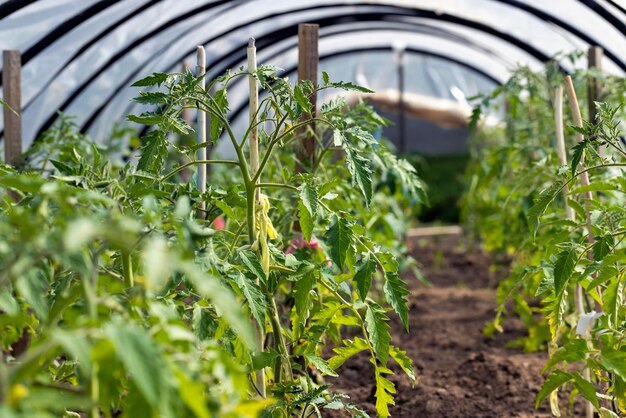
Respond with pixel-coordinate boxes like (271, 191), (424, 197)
(329, 234), (576, 418)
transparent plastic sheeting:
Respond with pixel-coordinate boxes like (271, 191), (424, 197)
(0, 0), (624, 148)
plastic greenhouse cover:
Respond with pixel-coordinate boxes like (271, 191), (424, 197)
(0, 0), (624, 149)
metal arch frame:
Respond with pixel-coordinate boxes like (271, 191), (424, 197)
(1, 0), (625, 144)
(79, 7), (554, 136)
(112, 20), (515, 129)
(228, 46), (503, 125)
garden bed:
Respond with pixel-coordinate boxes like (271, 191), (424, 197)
(328, 233), (580, 417)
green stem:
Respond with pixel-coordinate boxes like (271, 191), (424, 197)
(160, 159), (239, 182)
(121, 250), (134, 288)
(268, 297), (292, 383)
(256, 183), (299, 192)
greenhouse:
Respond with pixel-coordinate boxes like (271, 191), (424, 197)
(1, 1), (626, 417)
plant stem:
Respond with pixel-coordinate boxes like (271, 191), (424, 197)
(121, 250), (134, 288)
(160, 159), (239, 182)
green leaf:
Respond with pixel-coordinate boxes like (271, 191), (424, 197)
(239, 250), (266, 282)
(298, 198), (314, 242)
(374, 365), (396, 418)
(365, 302), (391, 365)
(353, 254), (376, 302)
(572, 372), (599, 409)
(535, 370), (572, 409)
(592, 235), (614, 261)
(294, 271), (316, 324)
(326, 214), (352, 269)
(131, 72), (169, 87)
(126, 112), (162, 125)
(174, 366), (211, 418)
(542, 339), (587, 372)
(344, 144), (373, 205)
(544, 288), (569, 340)
(328, 337), (369, 370)
(210, 89), (228, 144)
(553, 248), (576, 295)
(389, 345), (416, 386)
(327, 80), (374, 93)
(299, 181), (318, 218)
(604, 279), (624, 326)
(132, 91), (168, 105)
(322, 71), (330, 85)
(232, 271), (267, 329)
(383, 271), (410, 330)
(571, 141), (588, 177)
(305, 353), (338, 377)
(294, 81), (313, 114)
(137, 130), (168, 173)
(15, 270), (49, 321)
(527, 183), (561, 236)
(106, 322), (169, 408)
(601, 347), (626, 380)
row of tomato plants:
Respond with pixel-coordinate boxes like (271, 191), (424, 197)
(0, 65), (427, 417)
(466, 53), (626, 416)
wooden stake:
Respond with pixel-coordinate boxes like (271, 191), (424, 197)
(564, 76), (602, 312)
(196, 47), (207, 216)
(555, 84), (593, 418)
(248, 38), (259, 184)
(247, 36), (265, 398)
(3, 50), (21, 166)
(296, 24), (319, 173)
(587, 46), (603, 124)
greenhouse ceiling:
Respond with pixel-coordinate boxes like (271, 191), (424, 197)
(0, 0), (625, 148)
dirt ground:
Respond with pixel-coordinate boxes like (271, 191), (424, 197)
(327, 234), (579, 418)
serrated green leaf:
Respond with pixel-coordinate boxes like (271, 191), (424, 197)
(571, 141), (588, 177)
(294, 81), (313, 114)
(126, 112), (162, 125)
(344, 144), (373, 205)
(305, 353), (338, 377)
(553, 248), (576, 295)
(389, 345), (416, 385)
(322, 71), (330, 85)
(131, 72), (169, 87)
(326, 214), (352, 269)
(137, 130), (167, 173)
(239, 250), (266, 282)
(232, 271), (267, 330)
(535, 370), (572, 409)
(527, 184), (561, 236)
(542, 339), (587, 372)
(374, 366), (396, 418)
(132, 91), (168, 105)
(298, 199), (314, 241)
(354, 254), (376, 302)
(572, 372), (599, 409)
(327, 80), (373, 93)
(106, 322), (169, 408)
(299, 181), (317, 217)
(365, 302), (391, 365)
(601, 347), (626, 380)
(604, 279), (624, 326)
(592, 235), (614, 261)
(545, 288), (569, 340)
(210, 89), (228, 144)
(295, 271), (316, 324)
(328, 337), (369, 370)
(383, 272), (410, 330)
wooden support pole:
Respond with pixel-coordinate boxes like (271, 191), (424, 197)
(296, 23), (319, 173)
(587, 46), (603, 123)
(3, 50), (21, 166)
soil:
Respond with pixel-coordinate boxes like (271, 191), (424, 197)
(327, 234), (580, 418)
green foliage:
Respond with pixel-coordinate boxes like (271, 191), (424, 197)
(464, 54), (626, 415)
(0, 65), (426, 417)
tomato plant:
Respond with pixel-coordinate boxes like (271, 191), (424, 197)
(0, 65), (426, 417)
(466, 55), (626, 416)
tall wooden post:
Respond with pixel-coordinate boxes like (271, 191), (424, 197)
(3, 50), (21, 166)
(296, 24), (319, 173)
(587, 46), (603, 123)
